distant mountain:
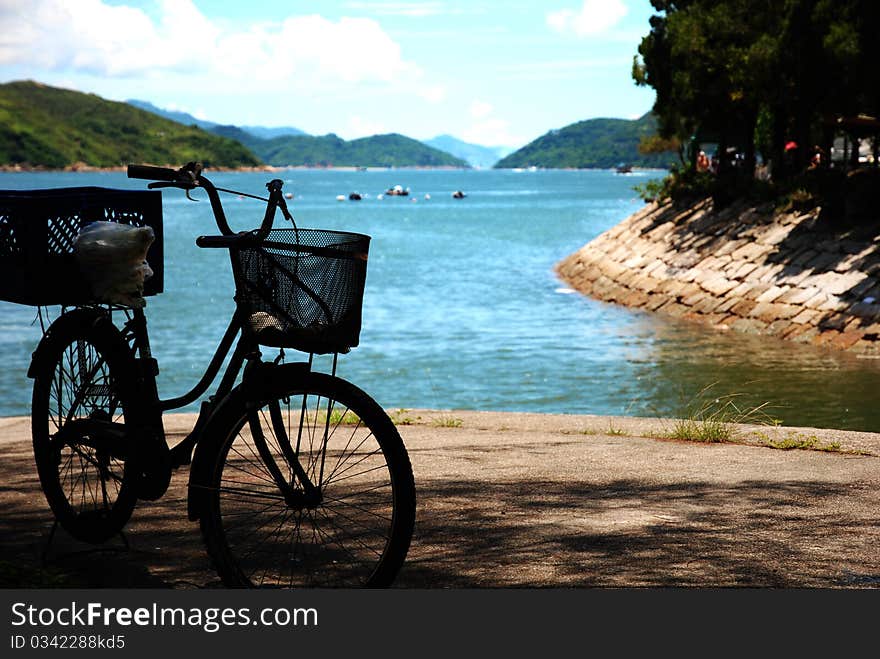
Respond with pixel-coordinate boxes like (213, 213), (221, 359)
(424, 135), (510, 169)
(126, 99), (218, 130)
(0, 81), (261, 168)
(209, 125), (262, 148)
(250, 132), (469, 168)
(128, 100), (306, 139)
(239, 125), (306, 139)
(128, 99), (461, 167)
(494, 113), (675, 169)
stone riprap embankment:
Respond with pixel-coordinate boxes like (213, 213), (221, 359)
(556, 198), (880, 353)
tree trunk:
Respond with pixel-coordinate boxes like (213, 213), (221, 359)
(771, 107), (788, 181)
(743, 109), (758, 177)
(850, 135), (860, 168)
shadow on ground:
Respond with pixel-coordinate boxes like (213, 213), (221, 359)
(398, 476), (880, 588)
(2, 441), (877, 588)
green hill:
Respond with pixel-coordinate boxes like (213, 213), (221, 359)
(229, 131), (468, 168)
(132, 97), (472, 168)
(0, 80), (261, 169)
(494, 113), (675, 169)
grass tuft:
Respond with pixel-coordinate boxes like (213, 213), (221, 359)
(662, 383), (776, 443)
(606, 420), (625, 436)
(752, 431), (847, 453)
(389, 408), (419, 425)
(432, 416), (463, 428)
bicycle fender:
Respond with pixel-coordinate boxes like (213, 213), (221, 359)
(27, 308), (115, 379)
(186, 361), (311, 521)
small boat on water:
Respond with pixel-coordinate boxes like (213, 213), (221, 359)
(452, 190), (466, 199)
(615, 163), (633, 174)
(385, 185), (409, 196)
(349, 192), (362, 201)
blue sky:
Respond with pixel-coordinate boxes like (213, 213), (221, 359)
(0, 1), (658, 148)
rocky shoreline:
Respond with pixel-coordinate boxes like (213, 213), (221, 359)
(556, 197), (880, 354)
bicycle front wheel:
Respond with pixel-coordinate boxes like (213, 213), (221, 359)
(200, 372), (415, 587)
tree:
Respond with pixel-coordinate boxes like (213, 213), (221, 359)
(633, 0), (879, 188)
(635, 1), (783, 176)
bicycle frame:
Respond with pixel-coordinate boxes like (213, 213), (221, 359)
(117, 164), (330, 503)
(116, 163), (298, 469)
(117, 304), (256, 469)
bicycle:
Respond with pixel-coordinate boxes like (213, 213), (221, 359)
(1, 162), (416, 587)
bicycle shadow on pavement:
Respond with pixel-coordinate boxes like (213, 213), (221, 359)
(2, 445), (879, 588)
(0, 444), (217, 588)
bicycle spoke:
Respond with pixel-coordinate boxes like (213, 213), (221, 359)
(216, 482), (288, 503)
(225, 445), (278, 487)
(324, 446), (385, 487)
(206, 373), (413, 588)
(255, 508), (298, 587)
(32, 313), (137, 543)
(233, 506), (295, 584)
(322, 480), (394, 506)
(318, 498), (392, 545)
(323, 419), (366, 484)
(308, 514), (366, 581)
(312, 506), (385, 560)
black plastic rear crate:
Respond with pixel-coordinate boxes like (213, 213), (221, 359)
(0, 187), (163, 306)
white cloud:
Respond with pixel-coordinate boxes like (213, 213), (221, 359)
(460, 117), (523, 149)
(344, 2), (445, 17)
(347, 115), (389, 138)
(546, 0), (628, 37)
(418, 84), (447, 103)
(0, 0), (215, 75)
(470, 100), (493, 119)
(459, 99), (523, 147)
(0, 0), (421, 87)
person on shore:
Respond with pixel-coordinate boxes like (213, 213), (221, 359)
(697, 150), (710, 173)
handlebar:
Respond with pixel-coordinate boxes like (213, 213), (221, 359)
(127, 161), (294, 241)
(195, 233), (260, 249)
(127, 164), (181, 182)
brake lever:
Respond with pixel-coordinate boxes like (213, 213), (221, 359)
(147, 180), (199, 201)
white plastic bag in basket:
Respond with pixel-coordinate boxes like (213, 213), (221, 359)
(74, 221), (155, 307)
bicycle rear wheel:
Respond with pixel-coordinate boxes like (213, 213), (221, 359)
(200, 372), (415, 587)
(30, 309), (138, 544)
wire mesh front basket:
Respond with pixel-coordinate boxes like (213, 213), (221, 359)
(0, 187), (163, 306)
(232, 228), (370, 354)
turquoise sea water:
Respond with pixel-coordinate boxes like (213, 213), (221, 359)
(2, 168), (880, 431)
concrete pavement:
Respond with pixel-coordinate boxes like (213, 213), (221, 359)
(1, 410), (878, 588)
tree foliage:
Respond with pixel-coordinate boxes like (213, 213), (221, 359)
(633, 0), (880, 185)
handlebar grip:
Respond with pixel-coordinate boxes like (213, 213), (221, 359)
(127, 164), (180, 181)
(196, 232), (260, 249)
